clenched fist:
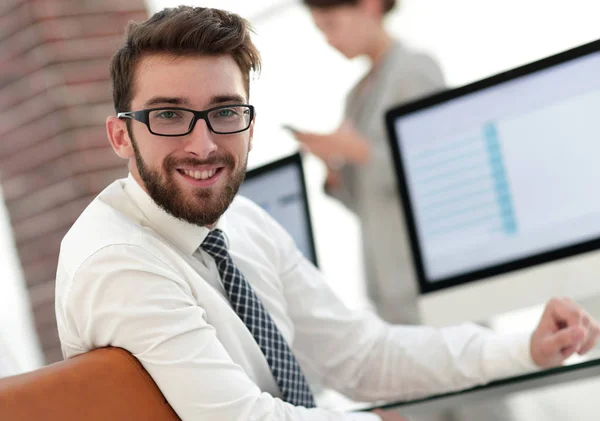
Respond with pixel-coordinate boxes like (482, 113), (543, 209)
(530, 297), (600, 368)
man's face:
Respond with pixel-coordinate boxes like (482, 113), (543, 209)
(127, 54), (253, 227)
(310, 6), (372, 59)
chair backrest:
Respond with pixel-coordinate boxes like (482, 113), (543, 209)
(0, 347), (181, 421)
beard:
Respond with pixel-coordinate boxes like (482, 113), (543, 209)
(130, 135), (247, 227)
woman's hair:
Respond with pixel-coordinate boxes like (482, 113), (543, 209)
(303, 0), (397, 14)
(110, 6), (261, 113)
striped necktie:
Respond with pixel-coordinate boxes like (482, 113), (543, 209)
(201, 229), (316, 407)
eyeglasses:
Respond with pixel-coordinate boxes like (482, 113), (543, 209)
(117, 104), (255, 136)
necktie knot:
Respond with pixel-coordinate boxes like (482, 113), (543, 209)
(201, 229), (229, 262)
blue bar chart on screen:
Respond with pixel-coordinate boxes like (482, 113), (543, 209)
(406, 122), (518, 245)
(484, 122), (517, 236)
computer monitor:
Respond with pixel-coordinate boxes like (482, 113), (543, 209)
(238, 152), (319, 267)
(385, 39), (600, 325)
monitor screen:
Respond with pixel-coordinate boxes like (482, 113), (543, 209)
(238, 153), (318, 266)
(386, 39), (600, 294)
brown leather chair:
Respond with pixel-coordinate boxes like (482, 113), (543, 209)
(0, 347), (181, 421)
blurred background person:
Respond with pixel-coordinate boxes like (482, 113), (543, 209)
(291, 0), (444, 327)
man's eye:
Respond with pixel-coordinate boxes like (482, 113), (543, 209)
(157, 111), (178, 119)
(216, 109), (238, 117)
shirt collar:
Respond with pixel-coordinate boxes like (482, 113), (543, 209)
(123, 173), (230, 254)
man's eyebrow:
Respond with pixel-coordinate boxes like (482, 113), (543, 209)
(209, 94), (247, 105)
(144, 96), (190, 107)
(143, 95), (247, 108)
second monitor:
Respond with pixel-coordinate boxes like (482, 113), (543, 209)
(238, 152), (319, 267)
(385, 39), (600, 323)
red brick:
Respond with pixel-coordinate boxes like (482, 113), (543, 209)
(0, 111), (66, 163)
(7, 177), (80, 223)
(6, 154), (121, 224)
(0, 90), (54, 139)
(0, 0), (26, 16)
(28, 279), (56, 307)
(18, 229), (65, 265)
(0, 24), (41, 64)
(0, 130), (71, 179)
(12, 195), (92, 244)
(0, 102), (114, 164)
(80, 166), (128, 193)
(34, 318), (59, 351)
(37, 11), (147, 42)
(0, 2), (31, 40)
(44, 346), (64, 364)
(0, 66), (60, 109)
(0, 83), (110, 139)
(71, 147), (124, 173)
(50, 81), (112, 107)
(32, 0), (146, 20)
(32, 298), (57, 330)
(72, 126), (112, 149)
(23, 254), (62, 287)
(0, 159), (73, 201)
(61, 59), (111, 85)
(0, 0), (148, 365)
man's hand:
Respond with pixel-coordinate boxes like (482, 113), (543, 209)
(371, 409), (409, 420)
(530, 297), (600, 368)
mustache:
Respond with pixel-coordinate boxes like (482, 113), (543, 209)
(165, 154), (235, 168)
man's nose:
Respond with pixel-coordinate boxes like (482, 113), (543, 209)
(183, 118), (217, 158)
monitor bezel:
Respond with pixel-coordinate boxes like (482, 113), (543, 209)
(385, 38), (600, 294)
(243, 152), (319, 267)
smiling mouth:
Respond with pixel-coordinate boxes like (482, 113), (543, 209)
(177, 168), (223, 181)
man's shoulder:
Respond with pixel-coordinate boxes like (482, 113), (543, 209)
(58, 179), (148, 274)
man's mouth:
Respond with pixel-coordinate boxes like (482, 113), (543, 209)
(176, 167), (223, 181)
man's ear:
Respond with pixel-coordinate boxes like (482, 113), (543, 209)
(248, 112), (256, 152)
(106, 116), (135, 159)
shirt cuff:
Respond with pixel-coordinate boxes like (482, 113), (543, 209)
(481, 330), (539, 381)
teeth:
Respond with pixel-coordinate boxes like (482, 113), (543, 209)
(183, 169), (216, 180)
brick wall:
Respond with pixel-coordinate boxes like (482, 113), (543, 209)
(0, 0), (147, 364)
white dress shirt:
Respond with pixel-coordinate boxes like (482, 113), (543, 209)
(55, 174), (537, 421)
(0, 334), (19, 378)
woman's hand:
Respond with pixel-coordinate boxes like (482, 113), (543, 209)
(291, 121), (370, 165)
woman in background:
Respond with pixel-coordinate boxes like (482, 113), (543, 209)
(293, 0), (445, 325)
(294, 3), (515, 420)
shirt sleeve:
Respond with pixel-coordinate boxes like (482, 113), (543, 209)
(270, 220), (538, 403)
(62, 244), (380, 421)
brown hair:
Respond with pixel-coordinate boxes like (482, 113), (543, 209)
(303, 0), (397, 14)
(110, 6), (261, 113)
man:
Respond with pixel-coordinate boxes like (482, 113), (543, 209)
(54, 6), (600, 421)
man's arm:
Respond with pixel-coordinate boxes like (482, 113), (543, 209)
(60, 244), (382, 421)
(273, 224), (599, 403)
